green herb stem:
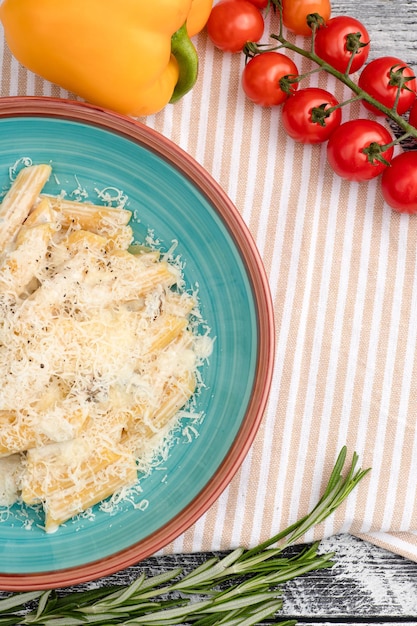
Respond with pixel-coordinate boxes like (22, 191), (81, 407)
(0, 448), (369, 626)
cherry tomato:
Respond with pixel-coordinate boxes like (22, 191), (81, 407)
(242, 52), (299, 106)
(206, 0), (264, 53)
(381, 151), (417, 213)
(358, 56), (417, 116)
(314, 16), (370, 74)
(281, 87), (342, 143)
(326, 119), (394, 181)
(246, 0), (269, 8)
(282, 0), (331, 36)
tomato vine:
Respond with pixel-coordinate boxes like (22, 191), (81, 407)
(206, 0), (417, 212)
(254, 6), (417, 141)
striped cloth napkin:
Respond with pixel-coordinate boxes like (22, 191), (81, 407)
(1, 10), (417, 563)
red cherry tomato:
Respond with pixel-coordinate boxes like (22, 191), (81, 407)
(282, 0), (331, 36)
(246, 0), (269, 8)
(314, 16), (370, 74)
(381, 151), (417, 213)
(242, 52), (299, 106)
(358, 56), (417, 116)
(281, 87), (342, 144)
(326, 119), (394, 181)
(206, 0), (264, 53)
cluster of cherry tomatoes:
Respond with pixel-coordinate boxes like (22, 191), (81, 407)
(206, 0), (417, 214)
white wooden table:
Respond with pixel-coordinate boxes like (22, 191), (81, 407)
(2, 1), (417, 624)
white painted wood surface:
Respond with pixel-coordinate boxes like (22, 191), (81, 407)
(336, 0), (417, 65)
(280, 535), (417, 624)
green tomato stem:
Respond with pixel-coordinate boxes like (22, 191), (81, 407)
(270, 32), (417, 140)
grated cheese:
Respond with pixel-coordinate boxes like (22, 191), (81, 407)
(0, 163), (213, 532)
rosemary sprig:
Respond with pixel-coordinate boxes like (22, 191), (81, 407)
(0, 446), (370, 626)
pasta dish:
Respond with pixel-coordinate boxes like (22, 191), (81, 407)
(0, 163), (212, 532)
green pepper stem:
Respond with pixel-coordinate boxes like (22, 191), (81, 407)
(169, 22), (199, 104)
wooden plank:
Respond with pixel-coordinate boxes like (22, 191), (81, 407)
(277, 535), (417, 624)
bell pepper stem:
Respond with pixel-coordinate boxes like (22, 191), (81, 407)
(169, 22), (198, 103)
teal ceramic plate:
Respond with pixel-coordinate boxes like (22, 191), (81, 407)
(0, 98), (274, 590)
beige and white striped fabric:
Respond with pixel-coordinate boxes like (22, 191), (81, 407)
(1, 6), (417, 562)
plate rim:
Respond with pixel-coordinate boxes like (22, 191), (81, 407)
(0, 96), (275, 590)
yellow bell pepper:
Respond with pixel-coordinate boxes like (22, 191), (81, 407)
(187, 0), (214, 37)
(0, 0), (212, 117)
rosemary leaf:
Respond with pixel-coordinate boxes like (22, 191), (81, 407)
(102, 569), (183, 603)
(0, 592), (44, 613)
(36, 612), (119, 624)
(122, 598), (213, 623)
(199, 591), (281, 613)
(35, 587), (126, 614)
(35, 591), (53, 621)
(201, 601), (288, 626)
(174, 549), (244, 590)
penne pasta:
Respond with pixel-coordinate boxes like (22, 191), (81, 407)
(0, 454), (22, 507)
(144, 314), (188, 354)
(22, 437), (137, 532)
(0, 162), (212, 532)
(164, 291), (196, 316)
(153, 372), (197, 427)
(41, 195), (132, 229)
(0, 406), (88, 457)
(62, 228), (109, 252)
(0, 164), (51, 252)
(18, 196), (55, 230)
(0, 222), (55, 294)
